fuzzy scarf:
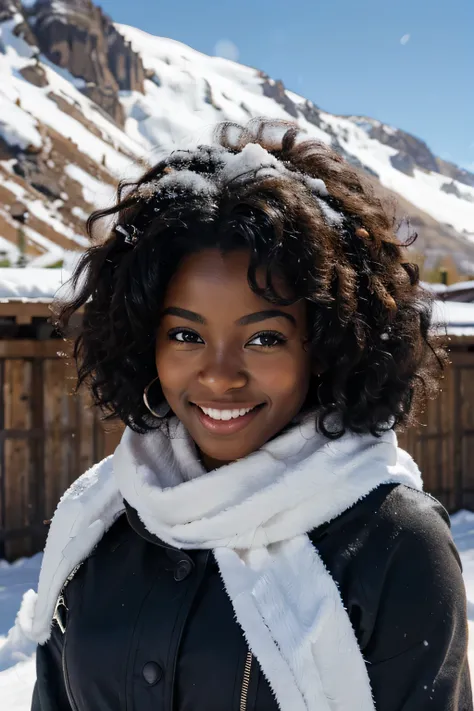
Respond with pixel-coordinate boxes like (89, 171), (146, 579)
(29, 416), (422, 711)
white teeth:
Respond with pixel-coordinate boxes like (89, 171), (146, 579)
(199, 406), (254, 420)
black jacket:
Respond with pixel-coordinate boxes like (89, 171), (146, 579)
(32, 484), (472, 711)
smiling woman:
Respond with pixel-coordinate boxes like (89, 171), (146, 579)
(29, 119), (472, 711)
(155, 249), (311, 468)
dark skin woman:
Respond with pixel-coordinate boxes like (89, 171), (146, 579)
(157, 249), (312, 469)
(29, 119), (471, 711)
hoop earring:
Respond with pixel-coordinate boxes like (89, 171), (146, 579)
(143, 375), (170, 418)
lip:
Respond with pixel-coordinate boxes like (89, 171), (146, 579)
(190, 402), (265, 435)
(191, 402), (261, 410)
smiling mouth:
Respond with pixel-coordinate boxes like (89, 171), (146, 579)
(197, 405), (256, 421)
(190, 402), (265, 434)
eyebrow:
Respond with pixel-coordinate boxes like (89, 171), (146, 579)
(162, 306), (297, 327)
(237, 309), (297, 327)
(162, 307), (206, 324)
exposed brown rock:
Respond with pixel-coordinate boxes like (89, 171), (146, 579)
(48, 91), (108, 139)
(441, 181), (474, 203)
(0, 0), (21, 22)
(300, 100), (322, 128)
(27, 0), (145, 126)
(436, 157), (474, 189)
(441, 181), (462, 198)
(81, 83), (125, 126)
(10, 200), (28, 222)
(0, 136), (15, 162)
(19, 63), (49, 88)
(203, 79), (221, 110)
(12, 17), (38, 48)
(390, 151), (416, 177)
(262, 77), (298, 118)
(369, 123), (439, 174)
(13, 153), (63, 200)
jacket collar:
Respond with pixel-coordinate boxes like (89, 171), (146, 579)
(124, 499), (194, 564)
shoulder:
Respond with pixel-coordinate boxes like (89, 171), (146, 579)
(312, 483), (455, 564)
(372, 483), (451, 535)
(363, 484), (462, 591)
(312, 484), (466, 659)
(368, 484), (454, 557)
(311, 484), (464, 626)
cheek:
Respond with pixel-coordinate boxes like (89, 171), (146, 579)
(251, 349), (311, 398)
(155, 341), (189, 394)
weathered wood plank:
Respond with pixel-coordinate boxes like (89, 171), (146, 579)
(0, 341), (69, 359)
(3, 358), (33, 558)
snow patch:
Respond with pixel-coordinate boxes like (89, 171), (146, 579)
(0, 267), (72, 300)
(71, 205), (90, 222)
(0, 96), (42, 151)
(65, 164), (115, 209)
(432, 300), (474, 337)
(0, 590), (37, 672)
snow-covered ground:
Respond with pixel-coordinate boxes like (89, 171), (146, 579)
(0, 512), (474, 709)
(0, 555), (41, 710)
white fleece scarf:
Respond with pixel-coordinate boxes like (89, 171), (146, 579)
(29, 416), (422, 711)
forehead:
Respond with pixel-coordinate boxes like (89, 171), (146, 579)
(163, 249), (299, 315)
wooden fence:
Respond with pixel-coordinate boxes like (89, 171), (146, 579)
(398, 343), (474, 512)
(0, 336), (474, 560)
(0, 339), (122, 560)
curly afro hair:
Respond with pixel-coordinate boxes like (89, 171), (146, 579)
(54, 118), (446, 438)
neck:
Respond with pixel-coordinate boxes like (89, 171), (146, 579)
(197, 420), (301, 472)
(199, 449), (232, 472)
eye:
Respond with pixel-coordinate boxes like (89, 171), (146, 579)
(246, 331), (287, 348)
(168, 328), (204, 344)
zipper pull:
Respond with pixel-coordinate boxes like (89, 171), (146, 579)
(53, 594), (68, 634)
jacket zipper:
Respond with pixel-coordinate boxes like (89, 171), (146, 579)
(240, 650), (253, 711)
(53, 594), (67, 633)
(52, 566), (83, 711)
(62, 618), (79, 711)
(52, 561), (84, 631)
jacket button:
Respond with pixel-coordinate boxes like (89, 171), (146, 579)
(174, 559), (193, 581)
(142, 661), (163, 686)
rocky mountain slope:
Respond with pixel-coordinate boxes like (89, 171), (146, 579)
(0, 0), (474, 275)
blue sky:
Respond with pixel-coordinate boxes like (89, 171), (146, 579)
(97, 0), (474, 171)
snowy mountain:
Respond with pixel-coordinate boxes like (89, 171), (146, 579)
(1, 0), (474, 274)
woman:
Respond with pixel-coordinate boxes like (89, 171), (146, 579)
(30, 119), (471, 711)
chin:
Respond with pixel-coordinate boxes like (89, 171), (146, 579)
(198, 439), (257, 464)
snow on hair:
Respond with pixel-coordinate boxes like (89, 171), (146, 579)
(315, 197), (345, 227)
(304, 176), (329, 197)
(218, 143), (331, 199)
(218, 143), (283, 183)
(136, 142), (338, 228)
(137, 170), (218, 200)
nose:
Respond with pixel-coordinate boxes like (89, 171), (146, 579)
(197, 350), (248, 394)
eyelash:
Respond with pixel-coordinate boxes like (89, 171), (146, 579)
(167, 328), (287, 349)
